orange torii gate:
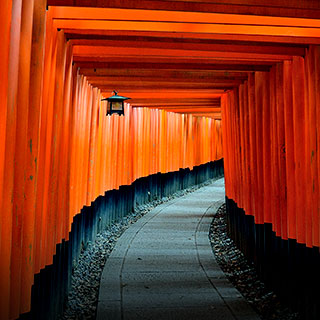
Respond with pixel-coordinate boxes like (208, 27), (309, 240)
(1, 1), (320, 319)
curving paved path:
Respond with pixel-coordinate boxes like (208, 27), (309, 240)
(97, 178), (260, 320)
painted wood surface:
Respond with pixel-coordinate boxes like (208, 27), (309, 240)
(222, 49), (320, 251)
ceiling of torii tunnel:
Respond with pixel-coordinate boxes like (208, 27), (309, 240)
(46, 0), (320, 120)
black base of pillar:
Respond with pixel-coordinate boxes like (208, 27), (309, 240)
(226, 197), (320, 320)
(19, 160), (224, 320)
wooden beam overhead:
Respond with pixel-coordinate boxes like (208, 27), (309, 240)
(64, 29), (320, 45)
(168, 110), (222, 113)
(50, 6), (320, 29)
(88, 78), (244, 86)
(54, 19), (320, 39)
(138, 106), (221, 110)
(75, 62), (272, 71)
(131, 105), (221, 109)
(130, 102), (221, 106)
(101, 89), (226, 95)
(105, 91), (222, 99)
(47, 0), (320, 19)
(72, 45), (293, 61)
(81, 69), (248, 79)
(70, 39), (306, 56)
(96, 84), (235, 90)
(45, 2), (320, 116)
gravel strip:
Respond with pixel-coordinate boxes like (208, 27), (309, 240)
(59, 179), (218, 320)
(209, 203), (301, 320)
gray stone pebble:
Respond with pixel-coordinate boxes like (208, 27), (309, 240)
(59, 179), (216, 320)
(209, 204), (301, 320)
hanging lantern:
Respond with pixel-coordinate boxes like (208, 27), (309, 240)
(101, 90), (130, 116)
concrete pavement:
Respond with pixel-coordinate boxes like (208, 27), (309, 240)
(97, 178), (260, 320)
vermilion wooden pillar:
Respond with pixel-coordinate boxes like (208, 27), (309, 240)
(262, 71), (271, 223)
(254, 72), (264, 225)
(0, 0), (23, 318)
(243, 81), (252, 216)
(312, 47), (320, 247)
(0, 2), (12, 276)
(11, 0), (35, 316)
(283, 60), (296, 241)
(292, 56), (308, 245)
(28, 0), (46, 276)
(248, 73), (257, 218)
(269, 66), (279, 233)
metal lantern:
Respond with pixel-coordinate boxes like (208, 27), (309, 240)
(102, 91), (130, 116)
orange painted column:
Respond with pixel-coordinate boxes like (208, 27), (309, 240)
(46, 29), (66, 263)
(235, 89), (242, 207)
(35, 8), (55, 269)
(13, 0), (35, 315)
(60, 43), (74, 240)
(68, 70), (80, 223)
(117, 111), (125, 187)
(254, 72), (264, 224)
(315, 47), (320, 248)
(269, 65), (280, 236)
(228, 91), (236, 201)
(305, 53), (316, 249)
(0, 0), (14, 318)
(93, 94), (101, 196)
(238, 85), (245, 210)
(230, 91), (237, 201)
(29, 0), (47, 274)
(291, 56), (307, 245)
(240, 82), (249, 214)
(64, 64), (78, 235)
(0, 1), (12, 266)
(42, 22), (59, 267)
(243, 81), (252, 216)
(87, 88), (99, 203)
(273, 63), (287, 238)
(99, 100), (108, 192)
(247, 73), (257, 218)
(302, 51), (313, 249)
(262, 72), (271, 224)
(83, 82), (93, 204)
(228, 92), (235, 202)
(283, 60), (296, 241)
(103, 102), (112, 190)
(123, 103), (132, 185)
(310, 46), (320, 248)
(221, 94), (229, 195)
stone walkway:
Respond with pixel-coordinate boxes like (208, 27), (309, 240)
(97, 178), (260, 320)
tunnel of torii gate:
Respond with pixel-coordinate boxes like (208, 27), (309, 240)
(0, 0), (320, 319)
